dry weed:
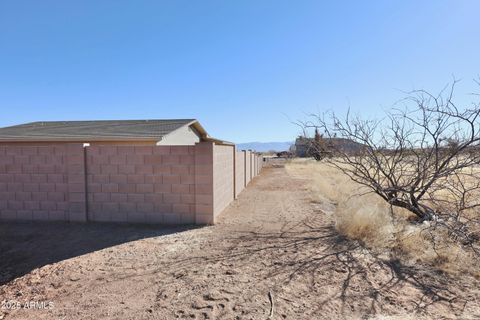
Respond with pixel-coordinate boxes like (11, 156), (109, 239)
(286, 159), (480, 277)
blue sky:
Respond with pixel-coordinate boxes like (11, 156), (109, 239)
(1, 1), (479, 143)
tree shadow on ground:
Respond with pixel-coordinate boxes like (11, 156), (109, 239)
(168, 215), (470, 318)
(0, 221), (195, 286)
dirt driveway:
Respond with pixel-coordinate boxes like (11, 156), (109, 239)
(1, 163), (479, 319)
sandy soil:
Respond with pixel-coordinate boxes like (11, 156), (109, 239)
(1, 161), (480, 319)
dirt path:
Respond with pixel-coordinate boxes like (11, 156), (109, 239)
(1, 164), (479, 319)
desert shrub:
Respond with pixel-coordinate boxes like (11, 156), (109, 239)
(297, 81), (480, 251)
(287, 160), (480, 277)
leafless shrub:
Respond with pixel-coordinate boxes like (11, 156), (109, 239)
(298, 80), (480, 252)
(287, 160), (480, 277)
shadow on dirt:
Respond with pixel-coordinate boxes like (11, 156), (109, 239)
(0, 221), (195, 286)
(168, 215), (467, 317)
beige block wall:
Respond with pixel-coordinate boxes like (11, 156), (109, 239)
(86, 145), (196, 224)
(257, 154), (261, 175)
(0, 142), (263, 225)
(258, 155), (263, 173)
(194, 142), (214, 224)
(244, 151), (252, 186)
(235, 151), (245, 198)
(212, 144), (234, 219)
(0, 144), (86, 222)
(250, 152), (254, 180)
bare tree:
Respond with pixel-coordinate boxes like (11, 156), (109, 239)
(298, 80), (480, 246)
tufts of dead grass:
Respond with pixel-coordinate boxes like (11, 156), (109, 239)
(335, 197), (395, 248)
(286, 159), (480, 278)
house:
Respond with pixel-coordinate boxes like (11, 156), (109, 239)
(0, 119), (226, 146)
(0, 119), (263, 225)
(293, 136), (313, 157)
(294, 135), (364, 157)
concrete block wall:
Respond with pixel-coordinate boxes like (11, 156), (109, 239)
(235, 151), (245, 198)
(0, 144), (86, 222)
(86, 145), (196, 224)
(194, 142), (214, 224)
(0, 142), (263, 225)
(250, 151), (254, 181)
(212, 144), (234, 219)
(256, 154), (261, 175)
(257, 154), (264, 173)
(244, 151), (252, 186)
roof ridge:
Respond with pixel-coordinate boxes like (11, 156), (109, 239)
(22, 118), (196, 124)
(0, 119), (201, 142)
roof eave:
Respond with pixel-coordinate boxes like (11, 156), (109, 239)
(188, 120), (208, 138)
(187, 120), (233, 145)
(0, 119), (234, 145)
(203, 137), (235, 146)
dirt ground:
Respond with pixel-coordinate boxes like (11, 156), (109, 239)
(1, 161), (480, 320)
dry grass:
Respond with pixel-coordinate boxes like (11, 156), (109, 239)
(286, 159), (480, 278)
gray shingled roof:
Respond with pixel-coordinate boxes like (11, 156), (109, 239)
(0, 119), (199, 141)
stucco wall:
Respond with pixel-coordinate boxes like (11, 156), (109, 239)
(157, 125), (201, 146)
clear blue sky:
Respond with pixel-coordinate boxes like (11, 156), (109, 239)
(1, 1), (479, 143)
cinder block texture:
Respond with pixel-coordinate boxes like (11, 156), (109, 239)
(250, 152), (254, 180)
(194, 142), (214, 224)
(0, 142), (263, 225)
(87, 145), (195, 224)
(0, 144), (87, 222)
(244, 151), (252, 186)
(253, 153), (257, 177)
(235, 151), (245, 198)
(213, 145), (234, 218)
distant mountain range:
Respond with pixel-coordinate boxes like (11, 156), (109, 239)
(237, 141), (293, 152)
